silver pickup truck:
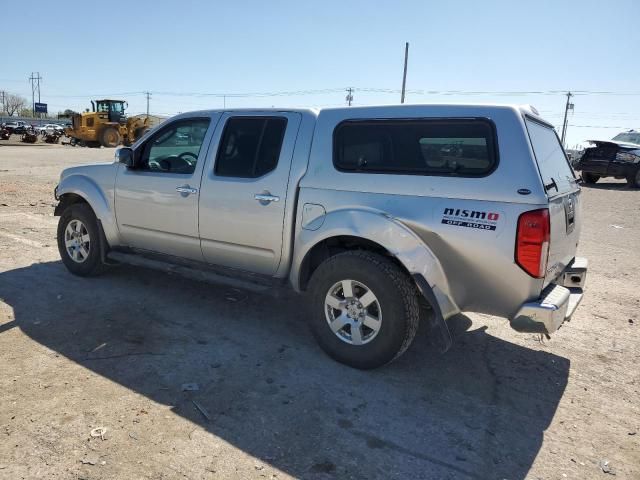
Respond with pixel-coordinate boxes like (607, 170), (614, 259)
(54, 104), (587, 369)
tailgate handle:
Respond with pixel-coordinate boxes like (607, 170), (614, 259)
(544, 177), (558, 193)
(564, 195), (576, 233)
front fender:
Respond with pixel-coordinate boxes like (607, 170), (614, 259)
(291, 208), (459, 320)
(55, 174), (120, 246)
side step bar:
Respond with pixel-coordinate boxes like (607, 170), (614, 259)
(106, 251), (282, 295)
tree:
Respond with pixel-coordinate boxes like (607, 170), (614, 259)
(4, 93), (27, 116)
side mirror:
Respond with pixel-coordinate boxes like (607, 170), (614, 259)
(115, 147), (135, 168)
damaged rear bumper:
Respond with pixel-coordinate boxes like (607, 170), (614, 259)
(510, 257), (587, 334)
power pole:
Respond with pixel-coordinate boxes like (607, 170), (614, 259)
(145, 91), (151, 120)
(345, 87), (354, 107)
(0, 90), (5, 114)
(560, 91), (574, 148)
(400, 42), (409, 104)
(29, 72), (42, 118)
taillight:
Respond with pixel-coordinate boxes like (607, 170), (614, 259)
(515, 209), (550, 278)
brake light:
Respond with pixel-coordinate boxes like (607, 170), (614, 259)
(515, 209), (550, 278)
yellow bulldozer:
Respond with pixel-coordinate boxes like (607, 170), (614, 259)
(65, 99), (149, 148)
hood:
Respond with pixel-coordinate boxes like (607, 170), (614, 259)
(59, 162), (115, 181)
(585, 139), (640, 150)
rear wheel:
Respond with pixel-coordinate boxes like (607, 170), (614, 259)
(626, 169), (640, 188)
(582, 172), (600, 184)
(307, 251), (420, 369)
(57, 204), (106, 276)
(100, 127), (121, 148)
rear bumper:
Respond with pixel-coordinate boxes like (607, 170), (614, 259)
(510, 257), (587, 334)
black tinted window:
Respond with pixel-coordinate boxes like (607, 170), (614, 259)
(215, 117), (287, 178)
(334, 119), (497, 176)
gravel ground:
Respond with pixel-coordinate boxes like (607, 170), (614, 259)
(0, 144), (638, 480)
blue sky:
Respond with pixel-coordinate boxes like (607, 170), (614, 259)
(3, 0), (639, 147)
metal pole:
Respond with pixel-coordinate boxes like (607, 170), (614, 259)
(145, 91), (151, 120)
(560, 91), (572, 147)
(346, 87), (354, 106)
(401, 42), (409, 104)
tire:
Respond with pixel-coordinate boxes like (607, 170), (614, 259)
(307, 250), (420, 369)
(100, 127), (121, 148)
(581, 172), (600, 184)
(134, 127), (149, 142)
(627, 169), (640, 188)
(57, 204), (106, 276)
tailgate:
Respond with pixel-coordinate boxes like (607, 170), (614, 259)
(524, 117), (581, 286)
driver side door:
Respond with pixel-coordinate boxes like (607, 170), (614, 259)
(114, 114), (219, 260)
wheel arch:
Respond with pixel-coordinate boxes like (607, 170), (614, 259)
(291, 209), (459, 320)
(55, 175), (120, 246)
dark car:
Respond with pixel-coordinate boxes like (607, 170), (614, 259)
(576, 130), (640, 188)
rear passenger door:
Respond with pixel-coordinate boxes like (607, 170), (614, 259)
(199, 112), (301, 275)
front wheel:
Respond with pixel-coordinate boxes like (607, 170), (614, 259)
(627, 169), (640, 188)
(581, 172), (600, 184)
(100, 127), (121, 148)
(57, 204), (106, 276)
(307, 251), (420, 369)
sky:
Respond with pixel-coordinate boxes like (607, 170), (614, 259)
(2, 0), (639, 148)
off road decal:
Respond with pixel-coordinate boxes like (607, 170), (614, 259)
(441, 208), (500, 231)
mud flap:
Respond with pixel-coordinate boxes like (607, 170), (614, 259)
(413, 274), (453, 353)
(97, 220), (114, 265)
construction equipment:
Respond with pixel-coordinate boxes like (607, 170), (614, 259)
(64, 99), (149, 148)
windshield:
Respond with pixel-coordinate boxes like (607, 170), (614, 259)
(96, 101), (125, 113)
(612, 131), (640, 145)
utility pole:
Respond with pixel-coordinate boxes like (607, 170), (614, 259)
(400, 42), (409, 104)
(345, 87), (354, 107)
(560, 91), (574, 148)
(29, 72), (42, 118)
(145, 91), (151, 120)
(0, 90), (5, 114)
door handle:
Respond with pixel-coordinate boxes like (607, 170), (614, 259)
(176, 185), (198, 195)
(254, 193), (280, 203)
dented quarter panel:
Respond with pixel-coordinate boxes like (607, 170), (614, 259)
(289, 104), (556, 318)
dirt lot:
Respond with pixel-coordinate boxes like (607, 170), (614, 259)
(0, 143), (638, 480)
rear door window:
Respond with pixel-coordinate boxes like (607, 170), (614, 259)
(334, 119), (497, 176)
(525, 118), (576, 194)
(215, 117), (288, 178)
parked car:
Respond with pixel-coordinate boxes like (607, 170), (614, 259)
(576, 130), (640, 187)
(38, 124), (65, 135)
(4, 120), (28, 135)
(53, 105), (587, 369)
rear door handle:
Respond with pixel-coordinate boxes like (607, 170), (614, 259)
(176, 185), (198, 195)
(254, 193), (280, 203)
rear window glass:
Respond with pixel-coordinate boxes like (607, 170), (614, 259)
(525, 118), (576, 194)
(334, 119), (497, 176)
